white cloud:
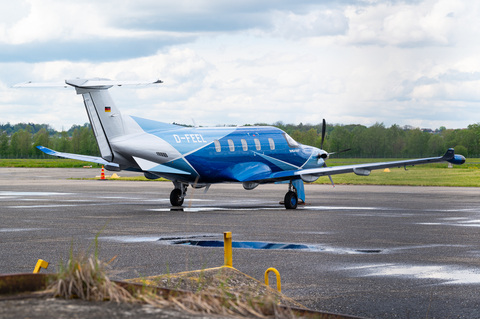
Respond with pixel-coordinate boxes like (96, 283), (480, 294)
(343, 0), (467, 47)
(1, 0), (480, 131)
(267, 9), (349, 39)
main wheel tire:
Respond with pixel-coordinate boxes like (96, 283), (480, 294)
(170, 188), (184, 206)
(284, 191), (298, 209)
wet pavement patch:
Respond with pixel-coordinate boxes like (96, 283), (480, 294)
(351, 264), (480, 284)
(0, 228), (45, 232)
(174, 240), (314, 250)
(99, 234), (218, 243)
(355, 249), (383, 253)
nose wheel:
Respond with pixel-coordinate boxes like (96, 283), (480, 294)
(170, 182), (188, 206)
(170, 189), (184, 206)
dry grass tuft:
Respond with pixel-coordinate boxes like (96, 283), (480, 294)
(46, 254), (134, 303)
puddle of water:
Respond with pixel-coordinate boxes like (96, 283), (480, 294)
(150, 207), (277, 212)
(100, 234), (218, 243)
(355, 249), (382, 253)
(97, 196), (133, 199)
(102, 236), (162, 243)
(176, 240), (314, 251)
(100, 236), (390, 254)
(454, 224), (480, 227)
(304, 206), (379, 211)
(0, 191), (72, 196)
(357, 264), (480, 284)
(0, 228), (44, 232)
(8, 205), (78, 208)
(420, 219), (480, 228)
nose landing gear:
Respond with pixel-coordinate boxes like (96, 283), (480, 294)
(170, 182), (188, 206)
(284, 190), (298, 209)
(282, 179), (305, 209)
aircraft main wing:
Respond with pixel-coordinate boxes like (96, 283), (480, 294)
(244, 148), (465, 183)
(36, 146), (120, 169)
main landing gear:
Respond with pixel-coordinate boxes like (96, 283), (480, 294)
(170, 182), (188, 206)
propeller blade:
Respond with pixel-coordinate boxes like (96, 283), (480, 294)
(329, 148), (351, 156)
(320, 119), (326, 150)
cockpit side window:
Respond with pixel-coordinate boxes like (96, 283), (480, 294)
(283, 133), (299, 148)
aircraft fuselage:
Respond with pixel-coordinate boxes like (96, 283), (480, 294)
(110, 115), (324, 184)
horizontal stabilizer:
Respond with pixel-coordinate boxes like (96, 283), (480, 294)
(13, 78), (162, 89)
(133, 156), (191, 175)
(12, 81), (70, 88)
(36, 146), (119, 167)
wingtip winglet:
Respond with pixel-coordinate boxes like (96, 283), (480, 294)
(443, 148), (466, 165)
(36, 145), (55, 155)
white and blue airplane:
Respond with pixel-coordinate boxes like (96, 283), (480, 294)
(14, 78), (466, 209)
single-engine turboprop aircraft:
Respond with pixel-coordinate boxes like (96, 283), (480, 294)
(13, 78), (466, 209)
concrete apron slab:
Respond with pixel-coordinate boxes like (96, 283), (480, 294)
(0, 272), (366, 319)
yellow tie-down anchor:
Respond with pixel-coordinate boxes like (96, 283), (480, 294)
(222, 232), (281, 292)
(33, 259), (49, 273)
(265, 267), (281, 292)
(223, 231), (233, 268)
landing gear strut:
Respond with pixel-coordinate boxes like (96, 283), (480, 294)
(170, 182), (188, 206)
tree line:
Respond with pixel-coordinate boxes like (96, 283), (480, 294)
(0, 121), (478, 159)
(257, 121), (476, 158)
(0, 123), (99, 158)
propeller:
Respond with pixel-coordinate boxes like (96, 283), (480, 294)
(329, 148), (351, 156)
(320, 118), (326, 150)
(317, 119), (349, 188)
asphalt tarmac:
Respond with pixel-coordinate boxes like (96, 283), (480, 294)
(1, 167), (480, 318)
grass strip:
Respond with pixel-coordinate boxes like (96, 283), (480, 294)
(313, 167), (480, 187)
(0, 159), (101, 168)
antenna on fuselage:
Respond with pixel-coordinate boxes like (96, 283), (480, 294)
(191, 118), (199, 128)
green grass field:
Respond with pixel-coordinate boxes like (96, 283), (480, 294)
(1, 158), (479, 187)
(0, 158), (101, 168)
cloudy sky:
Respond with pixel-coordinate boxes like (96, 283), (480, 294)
(1, 0), (479, 130)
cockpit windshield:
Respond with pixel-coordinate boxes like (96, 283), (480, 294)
(283, 133), (299, 148)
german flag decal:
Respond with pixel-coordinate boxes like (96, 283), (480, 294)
(105, 106), (111, 112)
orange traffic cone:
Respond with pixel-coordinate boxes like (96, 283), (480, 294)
(101, 165), (105, 180)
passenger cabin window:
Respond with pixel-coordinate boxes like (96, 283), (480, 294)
(283, 133), (299, 148)
(228, 139), (235, 151)
(254, 138), (261, 150)
(241, 139), (248, 151)
(214, 139), (221, 152)
(268, 138), (275, 150)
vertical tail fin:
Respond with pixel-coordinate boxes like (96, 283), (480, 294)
(67, 79), (125, 162)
